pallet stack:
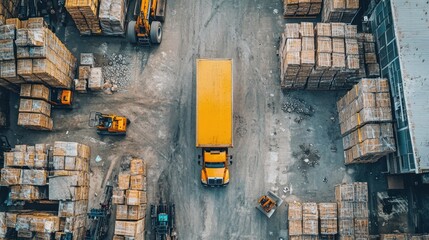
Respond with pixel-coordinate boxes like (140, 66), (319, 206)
(303, 203), (318, 236)
(66, 0), (102, 35)
(288, 202), (303, 237)
(49, 141), (91, 240)
(18, 84), (53, 131)
(113, 158), (147, 240)
(99, 0), (127, 35)
(280, 22), (364, 90)
(322, 0), (359, 23)
(0, 23), (23, 88)
(0, 144), (49, 201)
(283, 0), (323, 18)
(336, 182), (369, 240)
(357, 33), (380, 78)
(337, 78), (396, 164)
(0, 1), (19, 25)
(0, 141), (90, 239)
(318, 203), (337, 235)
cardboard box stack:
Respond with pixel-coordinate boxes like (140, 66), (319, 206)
(113, 158), (147, 240)
(283, 0), (323, 18)
(49, 141), (91, 239)
(99, 0), (127, 35)
(0, 144), (49, 201)
(0, 1), (19, 25)
(318, 203), (337, 235)
(66, 0), (102, 35)
(337, 78), (396, 164)
(280, 22), (368, 90)
(336, 182), (369, 240)
(18, 84), (53, 131)
(322, 0), (359, 23)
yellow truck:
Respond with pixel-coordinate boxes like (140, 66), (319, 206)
(196, 59), (233, 187)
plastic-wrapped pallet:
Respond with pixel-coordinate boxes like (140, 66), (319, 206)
(99, 0), (127, 35)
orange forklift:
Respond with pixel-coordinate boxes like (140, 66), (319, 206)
(50, 88), (73, 109)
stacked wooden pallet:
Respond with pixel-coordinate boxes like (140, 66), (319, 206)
(336, 182), (369, 240)
(0, 141), (90, 239)
(280, 22), (364, 90)
(18, 84), (53, 131)
(288, 202), (338, 239)
(0, 22), (23, 88)
(0, 144), (50, 200)
(322, 0), (359, 23)
(50, 141), (91, 240)
(283, 0), (323, 18)
(337, 78), (396, 164)
(318, 203), (337, 235)
(113, 158), (147, 240)
(0, 0), (19, 25)
(66, 0), (101, 35)
(15, 18), (76, 88)
(99, 0), (127, 35)
(358, 33), (380, 78)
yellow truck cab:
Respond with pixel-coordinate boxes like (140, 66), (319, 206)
(196, 59), (233, 187)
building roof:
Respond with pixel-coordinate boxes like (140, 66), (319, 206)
(390, 0), (429, 173)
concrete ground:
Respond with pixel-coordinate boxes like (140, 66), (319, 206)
(0, 0), (384, 239)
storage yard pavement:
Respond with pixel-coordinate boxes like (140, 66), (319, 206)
(0, 0), (386, 239)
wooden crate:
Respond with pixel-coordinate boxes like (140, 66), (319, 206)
(320, 218), (338, 235)
(318, 203), (337, 219)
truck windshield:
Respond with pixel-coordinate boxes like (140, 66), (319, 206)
(205, 162), (225, 168)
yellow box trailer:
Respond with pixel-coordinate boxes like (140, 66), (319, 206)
(196, 59), (233, 187)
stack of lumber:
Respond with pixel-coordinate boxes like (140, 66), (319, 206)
(336, 182), (369, 240)
(283, 0), (322, 18)
(280, 22), (365, 90)
(337, 78), (395, 164)
(15, 18), (76, 88)
(113, 158), (147, 239)
(18, 84), (53, 131)
(99, 0), (127, 35)
(318, 203), (337, 235)
(0, 0), (19, 25)
(66, 0), (102, 35)
(0, 144), (49, 201)
(322, 0), (359, 23)
(49, 141), (91, 240)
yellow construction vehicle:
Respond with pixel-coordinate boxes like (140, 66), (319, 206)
(127, 0), (167, 46)
(196, 59), (233, 187)
(89, 112), (130, 136)
(50, 88), (73, 109)
(256, 191), (284, 218)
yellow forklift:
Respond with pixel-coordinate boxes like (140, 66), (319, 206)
(127, 0), (167, 46)
(89, 112), (130, 136)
